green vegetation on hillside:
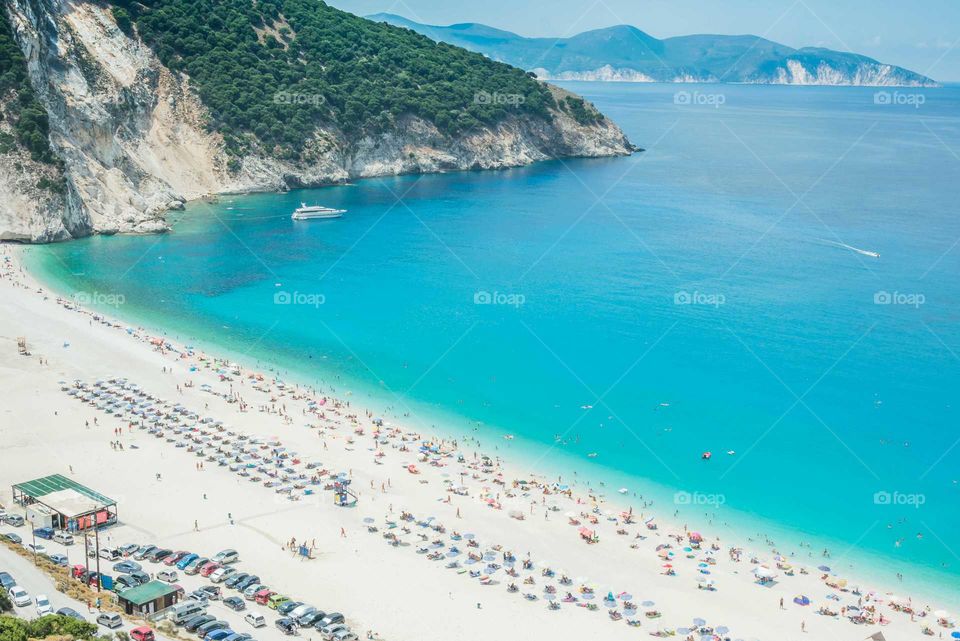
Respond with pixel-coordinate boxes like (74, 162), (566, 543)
(0, 8), (57, 164)
(0, 614), (99, 641)
(560, 96), (603, 126)
(120, 0), (557, 159)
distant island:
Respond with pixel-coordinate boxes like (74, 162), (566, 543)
(369, 14), (937, 87)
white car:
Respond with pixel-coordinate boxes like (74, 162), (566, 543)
(321, 624), (349, 640)
(26, 543), (47, 555)
(8, 586), (30, 607)
(35, 594), (52, 616)
(244, 613), (266, 628)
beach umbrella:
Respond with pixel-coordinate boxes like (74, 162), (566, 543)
(950, 632), (960, 639)
(619, 592), (633, 601)
(933, 610), (951, 618)
(692, 617), (706, 626)
(464, 533), (476, 540)
(677, 628), (691, 635)
(818, 565), (831, 572)
(716, 626), (729, 634)
(642, 600), (655, 607)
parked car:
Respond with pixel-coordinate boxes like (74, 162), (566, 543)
(99, 548), (122, 561)
(254, 588), (275, 605)
(267, 593), (290, 610)
(130, 570), (151, 585)
(195, 620), (229, 638)
(188, 590), (210, 606)
(185, 557), (210, 575)
(33, 527), (55, 540)
(113, 561), (142, 574)
(199, 562), (220, 578)
(320, 614), (345, 628)
(243, 584), (267, 600)
(164, 551), (189, 566)
(35, 594), (53, 616)
(289, 605), (313, 620)
(3, 514), (24, 527)
(169, 601), (207, 626)
(48, 553), (69, 567)
(243, 613), (265, 629)
(277, 601), (303, 616)
(198, 585), (221, 601)
(176, 553), (199, 570)
(131, 626), (156, 641)
(96, 612), (123, 629)
(319, 623), (348, 641)
(235, 575), (259, 591)
(4, 533), (22, 544)
(56, 606), (85, 621)
(118, 543), (140, 557)
(26, 543), (47, 556)
(224, 572), (249, 589)
(210, 567), (237, 583)
(147, 548), (173, 563)
(274, 618), (297, 636)
(133, 545), (157, 561)
(205, 630), (234, 641)
(0, 572), (15, 590)
(158, 569), (179, 583)
(223, 634), (252, 641)
(113, 575), (139, 592)
(212, 549), (239, 565)
(223, 596), (245, 612)
(53, 531), (75, 545)
(331, 630), (357, 641)
(299, 611), (325, 627)
(9, 586), (30, 607)
(184, 614), (216, 632)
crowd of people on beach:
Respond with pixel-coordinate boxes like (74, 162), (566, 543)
(3, 247), (958, 640)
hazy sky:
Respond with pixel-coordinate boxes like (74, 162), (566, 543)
(329, 0), (960, 80)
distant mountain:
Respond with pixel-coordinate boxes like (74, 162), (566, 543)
(368, 14), (937, 87)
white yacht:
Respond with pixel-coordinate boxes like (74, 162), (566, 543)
(291, 202), (346, 220)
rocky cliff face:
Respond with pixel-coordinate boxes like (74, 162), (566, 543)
(0, 0), (633, 243)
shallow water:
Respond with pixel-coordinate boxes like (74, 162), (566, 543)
(29, 82), (960, 601)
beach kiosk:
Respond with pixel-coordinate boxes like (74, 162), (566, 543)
(117, 581), (180, 616)
(12, 474), (117, 531)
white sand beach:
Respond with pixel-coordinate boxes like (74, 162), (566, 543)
(0, 244), (955, 641)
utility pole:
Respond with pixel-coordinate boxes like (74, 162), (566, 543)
(83, 531), (90, 574)
(31, 526), (37, 566)
(94, 520), (102, 592)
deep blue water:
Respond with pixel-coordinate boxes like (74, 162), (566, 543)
(28, 83), (960, 600)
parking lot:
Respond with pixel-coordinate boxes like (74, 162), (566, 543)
(2, 520), (355, 641)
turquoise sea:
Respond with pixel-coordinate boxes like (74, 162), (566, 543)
(26, 83), (960, 603)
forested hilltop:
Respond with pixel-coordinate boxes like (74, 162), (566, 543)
(114, 0), (590, 160)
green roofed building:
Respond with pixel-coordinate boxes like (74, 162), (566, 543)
(117, 581), (180, 616)
(12, 474), (117, 531)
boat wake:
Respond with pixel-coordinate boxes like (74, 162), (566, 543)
(816, 238), (880, 258)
